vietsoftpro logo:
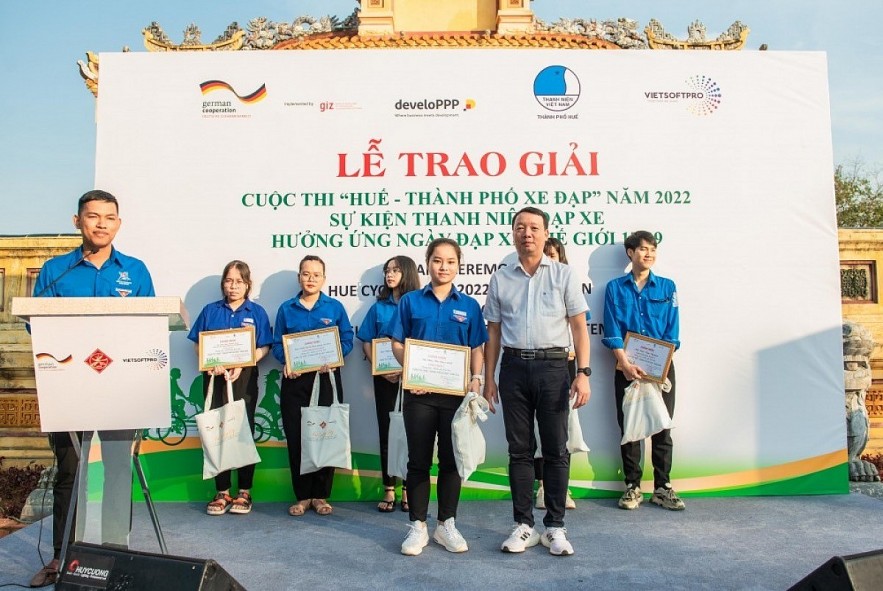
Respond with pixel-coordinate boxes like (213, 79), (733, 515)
(643, 74), (722, 116)
(200, 80), (267, 117)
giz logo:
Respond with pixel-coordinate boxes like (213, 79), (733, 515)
(319, 102), (334, 112)
(85, 349), (113, 374)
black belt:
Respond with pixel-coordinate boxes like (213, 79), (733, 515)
(503, 347), (568, 360)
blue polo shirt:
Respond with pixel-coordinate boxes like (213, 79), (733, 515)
(601, 271), (680, 350)
(271, 292), (354, 364)
(387, 284), (488, 349)
(356, 296), (398, 343)
(34, 246), (154, 298)
(187, 299), (273, 348)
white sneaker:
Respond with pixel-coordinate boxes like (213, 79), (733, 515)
(565, 489), (576, 510)
(535, 484), (545, 509)
(433, 517), (468, 553)
(541, 527), (574, 556)
(501, 523), (540, 553)
(401, 521), (429, 556)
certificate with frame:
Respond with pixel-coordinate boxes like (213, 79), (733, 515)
(402, 338), (469, 396)
(371, 338), (403, 375)
(198, 326), (256, 371)
(282, 326), (344, 373)
(622, 331), (675, 383)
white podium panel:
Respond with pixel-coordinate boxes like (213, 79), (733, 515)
(30, 315), (171, 431)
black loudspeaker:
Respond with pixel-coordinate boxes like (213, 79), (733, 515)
(56, 542), (246, 590)
(788, 550), (883, 590)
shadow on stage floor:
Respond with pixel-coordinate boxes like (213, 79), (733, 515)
(2, 493), (882, 590)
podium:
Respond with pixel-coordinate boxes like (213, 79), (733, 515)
(11, 296), (188, 565)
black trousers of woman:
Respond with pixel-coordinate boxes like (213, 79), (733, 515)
(280, 370), (344, 500)
(202, 366), (259, 491)
(403, 391), (461, 523)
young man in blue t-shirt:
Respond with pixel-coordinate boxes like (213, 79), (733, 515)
(602, 230), (684, 512)
(29, 190), (155, 587)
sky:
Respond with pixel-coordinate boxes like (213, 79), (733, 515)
(1, 0), (881, 234)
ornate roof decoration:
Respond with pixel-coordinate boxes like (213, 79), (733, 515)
(79, 12), (749, 95)
(533, 17), (648, 50)
(143, 21), (244, 51)
(646, 19), (749, 50)
(242, 14), (358, 49)
(77, 51), (100, 97)
(273, 31), (619, 51)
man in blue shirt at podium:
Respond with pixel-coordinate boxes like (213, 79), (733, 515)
(29, 190), (154, 588)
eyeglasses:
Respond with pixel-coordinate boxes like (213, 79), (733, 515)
(299, 272), (324, 280)
(384, 267), (402, 275)
(223, 279), (247, 286)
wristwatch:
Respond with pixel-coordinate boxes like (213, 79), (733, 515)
(576, 367), (592, 377)
(471, 374), (485, 386)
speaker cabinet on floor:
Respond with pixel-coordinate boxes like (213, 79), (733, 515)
(788, 549), (883, 591)
(56, 542), (245, 590)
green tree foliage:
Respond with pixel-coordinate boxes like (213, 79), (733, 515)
(835, 160), (883, 228)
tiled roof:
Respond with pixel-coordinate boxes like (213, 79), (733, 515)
(273, 31), (620, 50)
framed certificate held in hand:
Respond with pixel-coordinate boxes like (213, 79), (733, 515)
(282, 326), (344, 374)
(622, 331), (675, 383)
(371, 338), (403, 375)
(402, 338), (470, 396)
(198, 326), (256, 371)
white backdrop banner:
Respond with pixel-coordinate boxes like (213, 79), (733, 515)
(94, 49), (845, 499)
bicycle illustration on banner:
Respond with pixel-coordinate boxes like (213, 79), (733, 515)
(143, 368), (284, 446)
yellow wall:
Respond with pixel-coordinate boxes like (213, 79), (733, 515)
(393, 0), (498, 32)
(0, 235), (81, 389)
(839, 228), (883, 455)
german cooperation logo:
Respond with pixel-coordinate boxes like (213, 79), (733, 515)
(533, 65), (581, 115)
(200, 80), (267, 117)
(644, 74), (722, 116)
(34, 353), (72, 372)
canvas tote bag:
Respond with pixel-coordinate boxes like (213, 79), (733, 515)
(300, 370), (352, 473)
(534, 396), (590, 458)
(387, 383), (409, 480)
(621, 379), (673, 444)
(451, 392), (490, 480)
(196, 372), (262, 479)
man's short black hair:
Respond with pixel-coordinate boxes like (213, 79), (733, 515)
(512, 206), (549, 230)
(78, 190), (119, 215)
(624, 230), (657, 254)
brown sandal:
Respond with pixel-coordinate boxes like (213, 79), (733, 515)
(29, 559), (59, 587)
(311, 498), (333, 515)
(207, 492), (233, 516)
(288, 499), (311, 516)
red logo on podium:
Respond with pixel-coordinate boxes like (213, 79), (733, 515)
(85, 349), (113, 374)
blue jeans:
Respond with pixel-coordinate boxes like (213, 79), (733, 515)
(499, 354), (571, 528)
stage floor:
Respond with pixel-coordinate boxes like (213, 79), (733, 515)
(2, 492), (882, 590)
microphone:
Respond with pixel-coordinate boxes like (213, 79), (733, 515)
(34, 247), (97, 297)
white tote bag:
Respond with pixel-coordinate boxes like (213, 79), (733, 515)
(534, 397), (590, 458)
(196, 373), (262, 480)
(300, 370), (352, 474)
(451, 392), (490, 480)
(620, 379), (673, 444)
(387, 383), (409, 480)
